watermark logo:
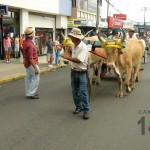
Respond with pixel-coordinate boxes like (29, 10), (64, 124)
(137, 110), (150, 135)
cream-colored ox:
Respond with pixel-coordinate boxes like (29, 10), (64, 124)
(60, 32), (106, 85)
(84, 36), (106, 85)
(98, 30), (144, 97)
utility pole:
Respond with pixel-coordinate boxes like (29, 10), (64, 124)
(96, 0), (102, 33)
(141, 7), (149, 36)
(106, 0), (109, 36)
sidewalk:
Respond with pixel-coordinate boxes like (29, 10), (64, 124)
(0, 56), (68, 85)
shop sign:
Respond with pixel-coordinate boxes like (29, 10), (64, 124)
(113, 14), (127, 20)
(0, 5), (8, 15)
(81, 20), (95, 27)
(68, 18), (96, 27)
(67, 19), (81, 27)
(138, 25), (144, 29)
(108, 16), (123, 28)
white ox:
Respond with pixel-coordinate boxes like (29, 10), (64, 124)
(98, 30), (144, 97)
(84, 36), (106, 85)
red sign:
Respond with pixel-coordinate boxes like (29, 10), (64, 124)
(113, 14), (127, 20)
(107, 16), (123, 28)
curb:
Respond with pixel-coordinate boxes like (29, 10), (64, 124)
(0, 64), (69, 85)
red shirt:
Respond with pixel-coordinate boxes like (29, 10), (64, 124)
(23, 39), (38, 68)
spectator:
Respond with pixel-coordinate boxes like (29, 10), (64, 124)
(107, 30), (119, 40)
(46, 37), (54, 68)
(55, 35), (62, 65)
(3, 33), (12, 63)
(127, 27), (137, 39)
(22, 27), (40, 99)
(19, 34), (25, 63)
(14, 34), (20, 59)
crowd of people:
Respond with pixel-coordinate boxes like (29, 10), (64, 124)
(2, 32), (63, 67)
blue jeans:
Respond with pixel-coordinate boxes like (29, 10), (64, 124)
(55, 51), (60, 64)
(71, 70), (90, 112)
(25, 65), (40, 96)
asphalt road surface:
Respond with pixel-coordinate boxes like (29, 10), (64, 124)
(0, 62), (150, 150)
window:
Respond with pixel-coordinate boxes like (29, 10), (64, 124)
(72, 0), (77, 7)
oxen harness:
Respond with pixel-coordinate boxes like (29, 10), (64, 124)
(101, 39), (126, 49)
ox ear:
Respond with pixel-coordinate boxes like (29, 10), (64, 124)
(60, 31), (73, 47)
(97, 31), (107, 48)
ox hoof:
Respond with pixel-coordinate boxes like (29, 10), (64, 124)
(117, 93), (124, 98)
(126, 87), (132, 93)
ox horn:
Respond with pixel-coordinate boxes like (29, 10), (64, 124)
(61, 31), (66, 40)
(121, 28), (126, 42)
(83, 29), (93, 39)
(97, 31), (107, 48)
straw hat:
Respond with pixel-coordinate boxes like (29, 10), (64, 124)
(24, 27), (34, 37)
(68, 28), (84, 40)
(128, 27), (135, 32)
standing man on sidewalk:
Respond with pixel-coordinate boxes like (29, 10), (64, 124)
(22, 27), (40, 99)
(61, 28), (90, 120)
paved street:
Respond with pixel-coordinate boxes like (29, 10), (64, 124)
(0, 61), (150, 150)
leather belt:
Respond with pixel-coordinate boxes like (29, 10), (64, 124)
(71, 68), (87, 73)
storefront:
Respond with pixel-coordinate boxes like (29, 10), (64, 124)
(28, 13), (56, 55)
(0, 8), (20, 59)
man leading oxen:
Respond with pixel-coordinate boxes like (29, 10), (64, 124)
(98, 29), (144, 97)
(60, 30), (106, 86)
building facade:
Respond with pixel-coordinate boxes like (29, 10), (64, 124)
(0, 0), (72, 58)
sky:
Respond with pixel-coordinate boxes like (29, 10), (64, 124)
(101, 0), (150, 23)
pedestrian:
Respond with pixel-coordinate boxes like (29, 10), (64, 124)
(127, 27), (137, 39)
(14, 34), (20, 59)
(55, 35), (62, 65)
(46, 37), (54, 68)
(19, 34), (25, 51)
(3, 33), (12, 63)
(107, 30), (119, 40)
(61, 27), (90, 120)
(19, 34), (25, 63)
(22, 27), (40, 99)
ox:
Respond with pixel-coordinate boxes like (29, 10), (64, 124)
(60, 32), (106, 85)
(98, 30), (144, 97)
(83, 36), (106, 85)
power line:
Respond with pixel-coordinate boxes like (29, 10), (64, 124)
(105, 0), (122, 14)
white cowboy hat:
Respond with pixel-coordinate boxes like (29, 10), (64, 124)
(68, 28), (84, 40)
